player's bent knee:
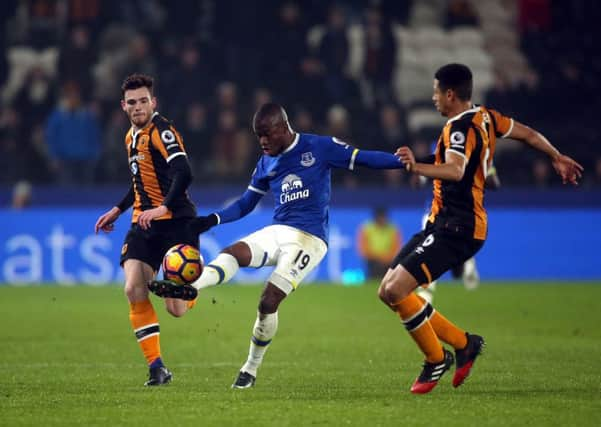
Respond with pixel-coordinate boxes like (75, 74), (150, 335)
(222, 242), (251, 266)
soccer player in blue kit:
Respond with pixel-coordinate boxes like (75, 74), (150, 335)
(149, 103), (405, 388)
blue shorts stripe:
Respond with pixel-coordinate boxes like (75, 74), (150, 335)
(208, 264), (225, 284)
(259, 251), (268, 268)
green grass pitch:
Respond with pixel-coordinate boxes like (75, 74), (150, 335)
(1, 282), (601, 426)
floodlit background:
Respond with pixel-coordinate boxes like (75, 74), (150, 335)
(0, 0), (599, 283)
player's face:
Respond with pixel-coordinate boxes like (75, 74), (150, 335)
(432, 79), (449, 117)
(121, 87), (157, 128)
(253, 120), (288, 156)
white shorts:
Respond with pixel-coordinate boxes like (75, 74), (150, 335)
(240, 224), (328, 294)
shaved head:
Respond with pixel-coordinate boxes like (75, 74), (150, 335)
(252, 103), (295, 156)
(253, 103), (289, 131)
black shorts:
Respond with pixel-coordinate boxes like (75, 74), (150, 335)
(120, 218), (199, 271)
(391, 224), (484, 286)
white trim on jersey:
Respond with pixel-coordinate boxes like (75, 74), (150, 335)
(501, 118), (515, 138)
(248, 185), (267, 195)
(214, 213), (221, 224)
(166, 151), (186, 162)
(446, 106), (480, 124)
(282, 133), (300, 154)
(349, 148), (359, 170)
(446, 149), (467, 160)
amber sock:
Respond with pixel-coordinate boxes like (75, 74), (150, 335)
(415, 295), (468, 350)
(392, 293), (444, 363)
(129, 299), (161, 365)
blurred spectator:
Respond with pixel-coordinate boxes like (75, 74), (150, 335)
(292, 108), (314, 133)
(181, 102), (211, 177)
(97, 107), (129, 183)
(360, 7), (396, 109)
(11, 180), (32, 209)
(518, 0), (551, 33)
(251, 88), (273, 118)
(211, 109), (239, 180)
(357, 207), (402, 279)
(531, 158), (552, 188)
(325, 104), (352, 142)
(162, 41), (213, 121)
(374, 104), (406, 151)
(317, 5), (359, 106)
(58, 26), (96, 93)
(268, 2), (308, 97)
(45, 81), (101, 184)
(13, 66), (55, 126)
(445, 0), (479, 29)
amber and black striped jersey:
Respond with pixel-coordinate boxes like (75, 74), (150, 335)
(125, 112), (196, 223)
(426, 105), (513, 240)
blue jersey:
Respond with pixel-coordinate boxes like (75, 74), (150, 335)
(247, 133), (357, 243)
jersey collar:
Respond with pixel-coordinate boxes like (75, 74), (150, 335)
(446, 106), (479, 125)
(282, 132), (300, 154)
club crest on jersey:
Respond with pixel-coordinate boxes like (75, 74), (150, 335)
(280, 174), (309, 204)
(300, 152), (315, 167)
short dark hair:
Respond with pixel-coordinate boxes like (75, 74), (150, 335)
(253, 103), (289, 127)
(434, 63), (473, 101)
(121, 73), (154, 97)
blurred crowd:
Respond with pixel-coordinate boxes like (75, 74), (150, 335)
(1, 0), (600, 190)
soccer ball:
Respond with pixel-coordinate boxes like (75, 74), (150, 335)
(162, 244), (203, 285)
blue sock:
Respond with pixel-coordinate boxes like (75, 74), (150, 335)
(149, 357), (164, 369)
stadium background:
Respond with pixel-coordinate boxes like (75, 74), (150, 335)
(0, 0), (600, 284)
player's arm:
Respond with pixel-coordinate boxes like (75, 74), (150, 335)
(94, 185), (133, 234)
(138, 154), (193, 229)
(353, 149), (404, 169)
(324, 137), (403, 170)
(189, 188), (263, 235)
(506, 121), (583, 185)
(398, 147), (465, 181)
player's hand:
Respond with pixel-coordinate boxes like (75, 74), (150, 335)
(551, 154), (583, 185)
(188, 214), (219, 236)
(396, 146), (416, 172)
(94, 207), (121, 234)
(138, 205), (168, 230)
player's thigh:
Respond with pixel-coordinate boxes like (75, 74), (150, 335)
(120, 225), (162, 271)
(396, 231), (479, 287)
(390, 229), (428, 268)
(269, 225), (328, 294)
(239, 225), (281, 267)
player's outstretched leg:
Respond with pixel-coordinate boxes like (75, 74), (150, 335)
(148, 279), (198, 300)
(452, 332), (485, 387)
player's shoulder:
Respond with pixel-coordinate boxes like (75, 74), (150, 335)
(152, 113), (178, 132)
(150, 113), (180, 142)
